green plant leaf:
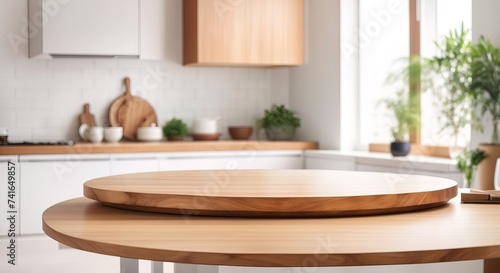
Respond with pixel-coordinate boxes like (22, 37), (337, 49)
(260, 104), (301, 128)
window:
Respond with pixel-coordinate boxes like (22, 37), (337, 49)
(359, 0), (472, 157)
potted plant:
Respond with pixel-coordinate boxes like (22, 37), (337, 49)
(381, 90), (419, 156)
(259, 104), (301, 141)
(162, 118), (189, 141)
(456, 148), (488, 188)
(426, 27), (480, 158)
(469, 36), (500, 189)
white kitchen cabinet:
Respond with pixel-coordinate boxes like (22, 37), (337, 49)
(354, 156), (463, 182)
(110, 153), (159, 175)
(0, 155), (19, 237)
(29, 0), (140, 58)
(355, 163), (461, 181)
(305, 155), (356, 171)
(305, 150), (462, 183)
(158, 151), (304, 171)
(19, 154), (111, 234)
(140, 0), (179, 60)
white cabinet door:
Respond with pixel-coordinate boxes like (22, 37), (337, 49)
(110, 154), (159, 175)
(355, 163), (460, 181)
(30, 0), (139, 58)
(20, 155), (110, 234)
(305, 157), (356, 171)
(0, 156), (19, 237)
(140, 0), (179, 60)
(158, 151), (304, 171)
(236, 151), (304, 170)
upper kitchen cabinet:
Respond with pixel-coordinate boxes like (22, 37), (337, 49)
(28, 0), (140, 58)
(183, 0), (304, 66)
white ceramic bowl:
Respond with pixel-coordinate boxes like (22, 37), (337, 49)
(137, 126), (163, 142)
(104, 127), (123, 143)
(192, 118), (219, 134)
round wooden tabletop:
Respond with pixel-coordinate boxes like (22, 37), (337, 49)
(83, 169), (457, 217)
(43, 196), (500, 267)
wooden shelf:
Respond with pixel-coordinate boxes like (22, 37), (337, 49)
(0, 140), (318, 155)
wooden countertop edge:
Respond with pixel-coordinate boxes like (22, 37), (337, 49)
(0, 141), (319, 155)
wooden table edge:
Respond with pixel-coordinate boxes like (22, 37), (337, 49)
(42, 197), (500, 269)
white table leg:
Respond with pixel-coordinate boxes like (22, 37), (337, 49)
(174, 263), (219, 273)
(120, 257), (139, 273)
(152, 261), (164, 273)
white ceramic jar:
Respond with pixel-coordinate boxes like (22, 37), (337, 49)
(136, 124), (163, 141)
(192, 117), (220, 134)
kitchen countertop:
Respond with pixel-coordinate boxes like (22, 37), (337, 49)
(0, 140), (319, 155)
(305, 150), (459, 172)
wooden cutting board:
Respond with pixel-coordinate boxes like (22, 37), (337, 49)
(79, 103), (96, 126)
(109, 78), (157, 140)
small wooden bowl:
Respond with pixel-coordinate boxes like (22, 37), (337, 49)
(228, 126), (253, 140)
(191, 133), (221, 141)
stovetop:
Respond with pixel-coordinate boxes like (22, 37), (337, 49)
(1, 140), (75, 146)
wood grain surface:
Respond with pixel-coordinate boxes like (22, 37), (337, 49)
(0, 140), (319, 155)
(79, 103), (96, 126)
(109, 78), (158, 136)
(108, 78), (129, 127)
(84, 170), (457, 217)
(113, 78), (158, 140)
(43, 196), (500, 267)
(183, 0), (304, 66)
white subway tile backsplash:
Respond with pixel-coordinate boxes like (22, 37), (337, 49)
(82, 87), (114, 100)
(49, 88), (83, 100)
(16, 78), (93, 89)
(82, 68), (112, 79)
(238, 79), (259, 89)
(16, 107), (49, 118)
(15, 88), (49, 99)
(94, 59), (118, 68)
(93, 79), (123, 90)
(180, 79), (207, 89)
(53, 68), (82, 79)
(47, 59), (94, 68)
(207, 78), (239, 89)
(0, 117), (17, 128)
(0, 78), (19, 88)
(2, 58), (273, 140)
(13, 60), (47, 68)
(251, 69), (269, 80)
(7, 128), (32, 141)
(247, 88), (269, 100)
(165, 89), (196, 100)
(196, 88), (224, 99)
(0, 67), (16, 78)
(198, 67), (232, 78)
(16, 117), (47, 128)
(111, 69), (142, 81)
(231, 68), (251, 79)
(222, 89), (247, 99)
(0, 98), (17, 108)
(0, 88), (15, 98)
(165, 68), (198, 79)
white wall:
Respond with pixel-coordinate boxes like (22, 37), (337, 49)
(471, 0), (500, 147)
(0, 0), (280, 141)
(289, 0), (358, 150)
(289, 0), (342, 149)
